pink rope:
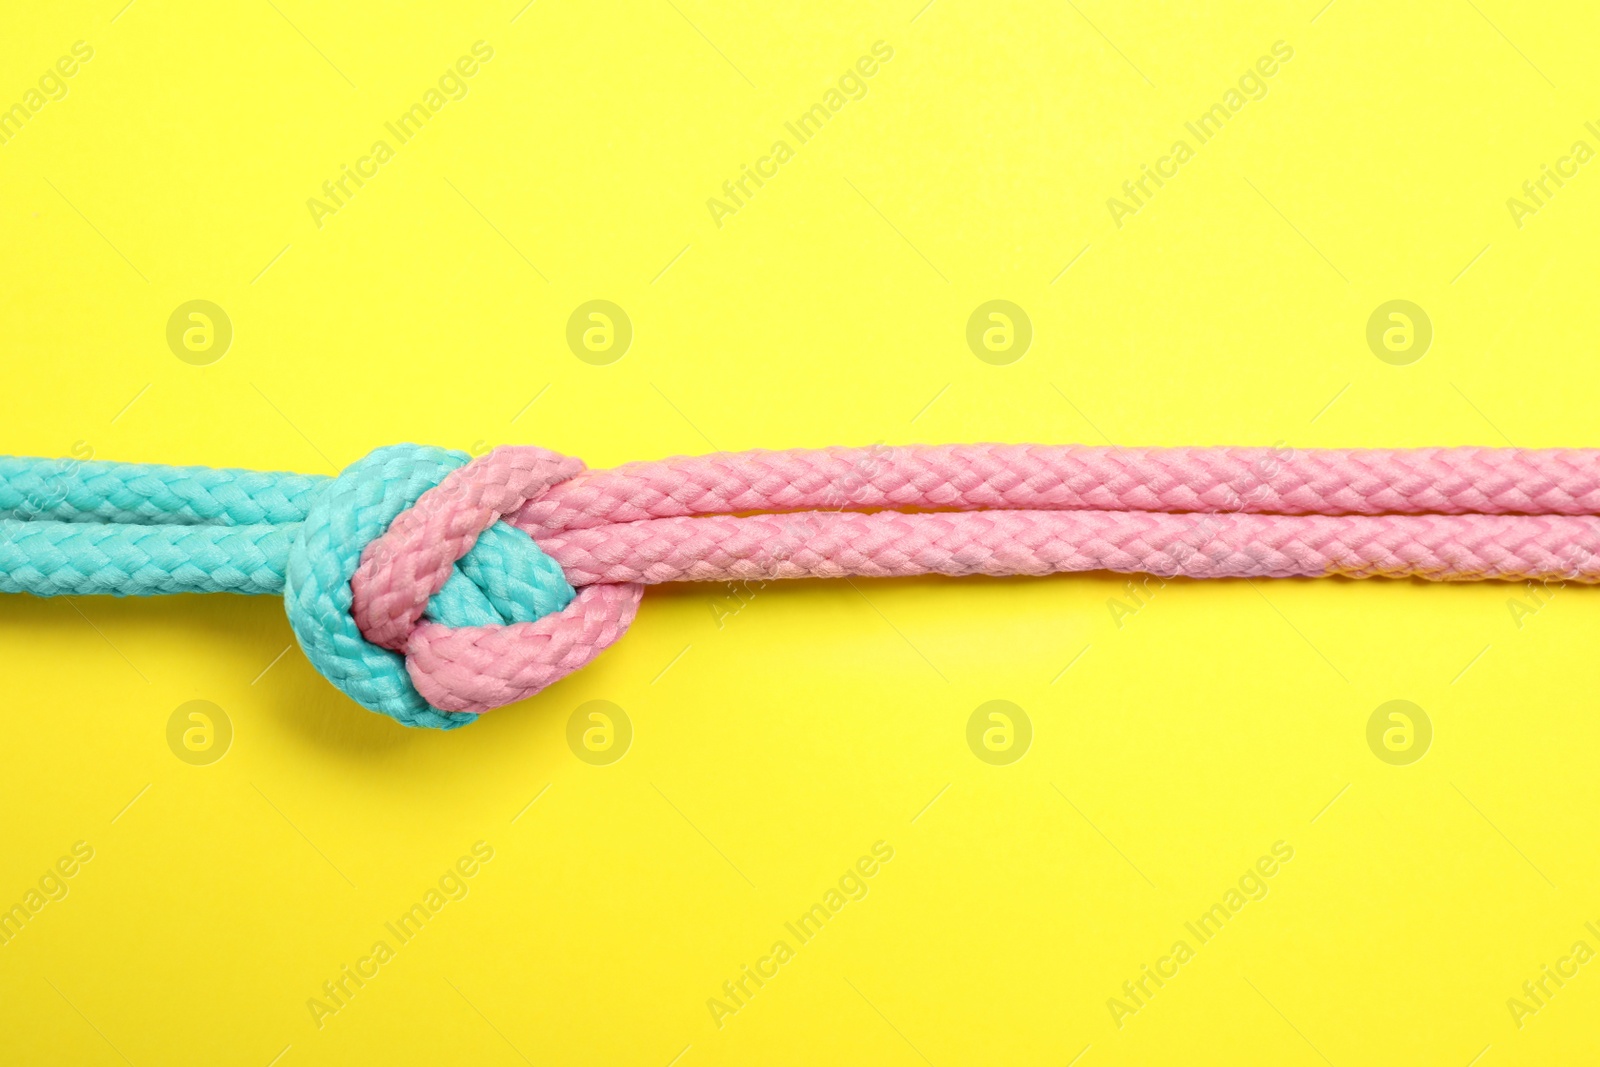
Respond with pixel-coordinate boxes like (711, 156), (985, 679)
(513, 445), (1600, 530)
(350, 444), (1600, 714)
(531, 510), (1600, 586)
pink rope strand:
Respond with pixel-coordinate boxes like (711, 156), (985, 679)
(351, 444), (1600, 715)
(531, 509), (1600, 585)
(513, 445), (1600, 532)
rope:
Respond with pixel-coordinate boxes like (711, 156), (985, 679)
(531, 510), (1600, 586)
(514, 445), (1600, 528)
(2, 443), (1597, 728)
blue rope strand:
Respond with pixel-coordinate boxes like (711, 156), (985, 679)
(0, 451), (577, 729)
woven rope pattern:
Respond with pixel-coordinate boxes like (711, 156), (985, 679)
(516, 445), (1600, 531)
(348, 447), (629, 713)
(3, 442), (1597, 727)
(282, 445), (577, 730)
(0, 455), (323, 526)
(532, 509), (1600, 585)
(0, 518), (293, 597)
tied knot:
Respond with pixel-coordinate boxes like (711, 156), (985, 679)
(285, 444), (641, 730)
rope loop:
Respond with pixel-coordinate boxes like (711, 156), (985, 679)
(285, 444), (635, 729)
(348, 446), (641, 716)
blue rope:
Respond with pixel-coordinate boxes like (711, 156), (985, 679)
(0, 449), (577, 729)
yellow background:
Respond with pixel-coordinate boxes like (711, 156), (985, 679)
(2, 1), (1599, 1063)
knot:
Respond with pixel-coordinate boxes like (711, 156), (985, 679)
(285, 444), (641, 729)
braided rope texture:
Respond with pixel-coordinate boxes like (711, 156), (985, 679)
(533, 510), (1600, 585)
(0, 454), (323, 526)
(347, 447), (639, 714)
(0, 518), (294, 596)
(283, 445), (576, 730)
(515, 445), (1600, 530)
(3, 443), (1598, 728)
